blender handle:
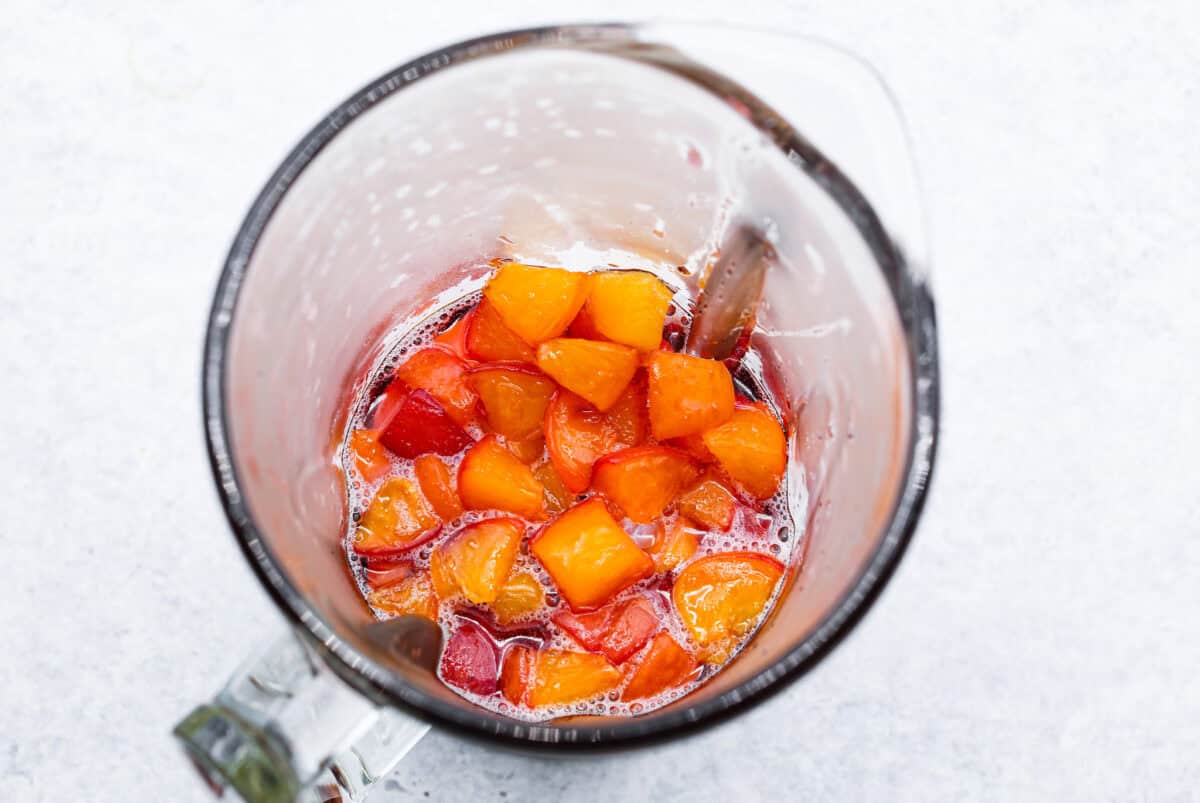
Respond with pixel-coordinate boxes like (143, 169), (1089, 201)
(173, 630), (428, 802)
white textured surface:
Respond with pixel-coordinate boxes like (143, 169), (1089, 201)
(2, 2), (1199, 802)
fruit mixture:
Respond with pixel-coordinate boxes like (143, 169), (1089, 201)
(340, 262), (793, 719)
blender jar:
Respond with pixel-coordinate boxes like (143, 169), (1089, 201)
(178, 22), (938, 803)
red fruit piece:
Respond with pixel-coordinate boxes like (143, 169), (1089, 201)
(348, 429), (391, 482)
(466, 299), (537, 364)
(645, 351), (735, 440)
(482, 263), (589, 346)
(469, 364), (556, 441)
(701, 403), (788, 499)
(536, 338), (639, 411)
(530, 498), (654, 611)
(429, 517), (525, 604)
(458, 435), (547, 519)
(413, 454), (463, 521)
(621, 632), (700, 701)
(591, 445), (701, 523)
(364, 558), (414, 591)
(553, 596), (659, 663)
(676, 478), (736, 531)
(396, 347), (478, 427)
(440, 620), (500, 696)
(378, 389), (474, 458)
(368, 381), (408, 432)
(544, 391), (622, 494)
(352, 477), (441, 557)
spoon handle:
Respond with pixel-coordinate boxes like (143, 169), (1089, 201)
(685, 223), (773, 361)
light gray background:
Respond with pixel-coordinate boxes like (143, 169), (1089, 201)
(3, 2), (1198, 801)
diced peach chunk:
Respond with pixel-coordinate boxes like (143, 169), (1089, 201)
(413, 455), (463, 521)
(499, 646), (620, 707)
(499, 644), (538, 706)
(482, 263), (588, 346)
(492, 572), (546, 624)
(543, 391), (623, 493)
(605, 374), (650, 447)
(505, 433), (545, 465)
(584, 270), (674, 351)
(553, 596), (659, 663)
(348, 429), (391, 482)
(429, 517), (524, 604)
(534, 459), (574, 513)
(645, 351), (734, 439)
(672, 552), (784, 663)
(620, 632), (700, 701)
(457, 435), (547, 519)
(352, 477), (441, 557)
(530, 498), (654, 610)
(465, 299), (537, 364)
(367, 570), (439, 621)
(396, 347), (478, 427)
(676, 478), (736, 531)
(591, 446), (701, 523)
(667, 433), (716, 464)
(469, 364), (556, 441)
(566, 301), (603, 340)
(647, 518), (700, 572)
(701, 404), (787, 499)
(536, 338), (639, 411)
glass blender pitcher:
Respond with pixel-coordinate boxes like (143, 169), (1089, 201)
(177, 22), (939, 803)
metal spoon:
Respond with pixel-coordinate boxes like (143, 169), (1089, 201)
(685, 223), (773, 361)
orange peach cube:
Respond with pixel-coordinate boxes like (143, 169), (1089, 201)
(457, 435), (547, 519)
(647, 518), (700, 572)
(676, 478), (736, 531)
(591, 445), (701, 523)
(352, 477), (441, 557)
(491, 572), (546, 625)
(584, 270), (674, 351)
(348, 428), (391, 483)
(701, 403), (787, 499)
(482, 263), (588, 346)
(469, 364), (557, 441)
(672, 552), (784, 663)
(499, 646), (621, 707)
(645, 351), (734, 439)
(367, 571), (439, 621)
(429, 517), (524, 604)
(530, 498), (654, 610)
(536, 338), (639, 411)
